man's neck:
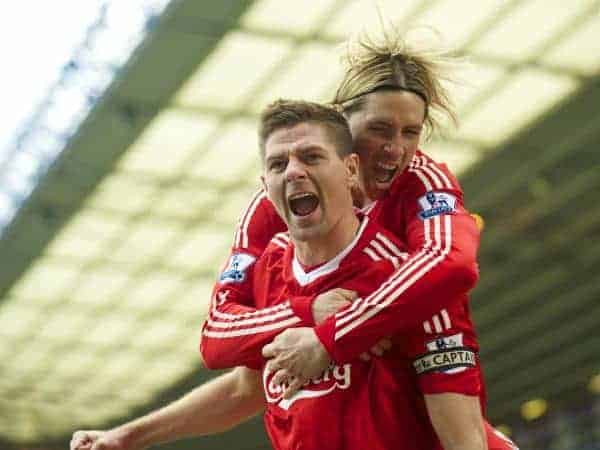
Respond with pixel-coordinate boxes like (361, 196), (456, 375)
(294, 213), (360, 268)
(351, 184), (375, 209)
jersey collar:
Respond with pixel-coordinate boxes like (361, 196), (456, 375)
(291, 216), (370, 287)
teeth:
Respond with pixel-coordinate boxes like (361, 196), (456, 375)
(377, 162), (397, 170)
(288, 192), (314, 201)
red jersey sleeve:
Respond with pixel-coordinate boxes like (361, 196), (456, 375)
(406, 304), (482, 396)
(200, 191), (309, 369)
(314, 156), (481, 363)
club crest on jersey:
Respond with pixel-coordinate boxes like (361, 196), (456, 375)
(414, 333), (475, 375)
(263, 363), (352, 410)
(418, 191), (457, 219)
(219, 253), (255, 283)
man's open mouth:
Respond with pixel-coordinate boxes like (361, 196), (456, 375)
(374, 162), (398, 183)
(288, 192), (320, 217)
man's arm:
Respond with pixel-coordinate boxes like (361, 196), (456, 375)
(425, 393), (487, 450)
(70, 367), (264, 450)
(263, 208), (480, 382)
(314, 163), (480, 363)
(199, 190), (301, 369)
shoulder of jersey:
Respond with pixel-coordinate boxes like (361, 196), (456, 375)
(244, 189), (279, 222)
(398, 151), (461, 193)
(361, 223), (409, 268)
(266, 231), (291, 252)
(257, 191), (280, 214)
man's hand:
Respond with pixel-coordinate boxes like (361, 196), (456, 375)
(311, 288), (392, 359)
(312, 288), (357, 324)
(71, 428), (134, 450)
(262, 328), (331, 398)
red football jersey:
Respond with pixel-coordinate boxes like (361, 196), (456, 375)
(201, 151), (480, 370)
(200, 151), (519, 450)
(255, 217), (446, 450)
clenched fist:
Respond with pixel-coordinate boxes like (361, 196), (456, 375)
(71, 428), (136, 450)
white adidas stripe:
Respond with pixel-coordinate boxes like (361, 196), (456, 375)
(441, 308), (452, 329)
(203, 317), (302, 338)
(427, 162), (453, 189)
(235, 190), (265, 249)
(371, 240), (401, 269)
(272, 236), (288, 249)
(410, 167), (433, 191)
(335, 215), (452, 340)
(334, 154), (457, 340)
(423, 320), (433, 334)
(275, 232), (290, 241)
(375, 233), (405, 258)
(336, 215), (449, 327)
(334, 221), (438, 328)
(370, 240), (394, 261)
(422, 309), (452, 334)
(432, 315), (443, 333)
(364, 247), (381, 261)
(335, 217), (434, 324)
(419, 163), (444, 189)
(211, 301), (292, 320)
(208, 308), (295, 328)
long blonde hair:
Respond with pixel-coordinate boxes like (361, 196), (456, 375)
(333, 26), (459, 138)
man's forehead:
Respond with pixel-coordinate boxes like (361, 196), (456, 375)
(265, 123), (332, 154)
(361, 91), (426, 124)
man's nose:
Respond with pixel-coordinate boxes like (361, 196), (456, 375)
(382, 142), (404, 160)
(285, 157), (308, 182)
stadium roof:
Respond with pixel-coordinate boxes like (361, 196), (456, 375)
(0, 0), (599, 448)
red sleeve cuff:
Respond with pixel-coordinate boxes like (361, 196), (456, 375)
(289, 295), (317, 326)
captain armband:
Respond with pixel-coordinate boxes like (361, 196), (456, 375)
(413, 347), (477, 375)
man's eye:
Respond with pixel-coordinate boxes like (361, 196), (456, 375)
(269, 161), (285, 171)
(305, 154), (321, 162)
(369, 124), (392, 136)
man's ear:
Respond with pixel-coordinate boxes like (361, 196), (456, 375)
(344, 153), (360, 188)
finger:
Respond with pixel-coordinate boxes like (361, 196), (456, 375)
(71, 433), (92, 450)
(262, 342), (279, 358)
(265, 358), (283, 374)
(282, 377), (304, 399)
(359, 352), (371, 361)
(335, 288), (358, 300)
(262, 343), (274, 358)
(272, 369), (291, 388)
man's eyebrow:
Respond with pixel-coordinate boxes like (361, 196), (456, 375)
(296, 145), (326, 153)
(265, 149), (287, 161)
(367, 117), (423, 129)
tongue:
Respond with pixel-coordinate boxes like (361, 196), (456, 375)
(290, 195), (319, 216)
